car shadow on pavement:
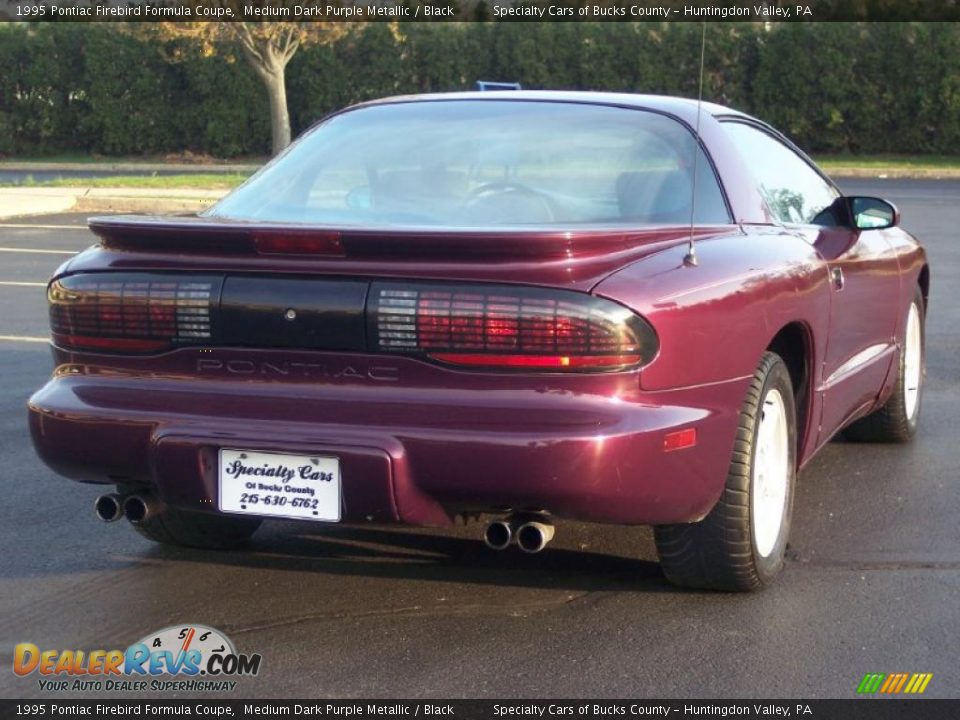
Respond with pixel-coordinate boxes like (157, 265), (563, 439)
(145, 523), (674, 594)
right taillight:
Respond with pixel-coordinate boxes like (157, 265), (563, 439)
(49, 273), (221, 353)
(371, 282), (657, 371)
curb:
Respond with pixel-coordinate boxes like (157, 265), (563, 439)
(0, 187), (227, 219)
(73, 196), (218, 215)
(0, 161), (260, 174)
(825, 169), (960, 180)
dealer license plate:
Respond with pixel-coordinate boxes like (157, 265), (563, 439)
(218, 449), (341, 522)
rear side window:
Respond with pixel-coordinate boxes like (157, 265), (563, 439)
(210, 101), (731, 229)
(723, 122), (838, 225)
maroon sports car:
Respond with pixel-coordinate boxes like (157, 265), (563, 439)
(28, 92), (928, 591)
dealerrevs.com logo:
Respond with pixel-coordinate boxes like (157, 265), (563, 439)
(13, 624), (261, 693)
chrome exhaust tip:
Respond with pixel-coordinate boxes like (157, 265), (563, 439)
(123, 495), (157, 525)
(516, 521), (555, 554)
(94, 493), (124, 523)
(483, 520), (513, 550)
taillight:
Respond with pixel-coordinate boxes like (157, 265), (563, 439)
(49, 273), (222, 353)
(371, 283), (657, 371)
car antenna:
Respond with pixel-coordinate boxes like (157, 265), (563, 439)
(684, 23), (707, 268)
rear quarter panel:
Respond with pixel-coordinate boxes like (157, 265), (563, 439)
(594, 228), (831, 461)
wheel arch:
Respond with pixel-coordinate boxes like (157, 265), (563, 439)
(918, 264), (930, 312)
(766, 321), (815, 463)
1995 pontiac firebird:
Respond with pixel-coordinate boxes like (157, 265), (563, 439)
(28, 92), (929, 591)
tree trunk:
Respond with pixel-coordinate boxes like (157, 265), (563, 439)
(262, 68), (291, 156)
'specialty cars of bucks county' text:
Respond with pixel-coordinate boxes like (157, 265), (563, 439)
(28, 91), (929, 591)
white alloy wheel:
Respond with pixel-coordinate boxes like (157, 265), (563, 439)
(751, 388), (790, 558)
(655, 351), (796, 590)
(903, 302), (923, 420)
(843, 287), (925, 443)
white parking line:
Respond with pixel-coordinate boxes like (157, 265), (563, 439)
(0, 224), (88, 230)
(0, 335), (49, 343)
(0, 281), (46, 287)
(0, 247), (75, 255)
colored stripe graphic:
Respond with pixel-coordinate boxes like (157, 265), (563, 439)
(906, 673), (933, 694)
(893, 673), (909, 693)
(884, 673), (907, 693)
(857, 672), (932, 694)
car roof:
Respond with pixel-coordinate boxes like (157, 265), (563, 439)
(350, 90), (755, 126)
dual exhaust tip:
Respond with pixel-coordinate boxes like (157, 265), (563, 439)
(99, 492), (554, 554)
(484, 517), (555, 554)
(94, 492), (158, 525)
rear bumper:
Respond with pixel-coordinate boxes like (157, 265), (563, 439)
(28, 352), (749, 526)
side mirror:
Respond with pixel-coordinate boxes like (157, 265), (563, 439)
(849, 196), (899, 230)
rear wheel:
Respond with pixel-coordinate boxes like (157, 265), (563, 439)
(131, 503), (260, 551)
(654, 352), (797, 591)
(844, 286), (925, 443)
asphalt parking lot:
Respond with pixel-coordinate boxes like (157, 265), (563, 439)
(0, 179), (957, 700)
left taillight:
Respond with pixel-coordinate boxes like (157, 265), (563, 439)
(49, 273), (222, 353)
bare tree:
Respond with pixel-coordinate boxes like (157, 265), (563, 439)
(148, 19), (347, 155)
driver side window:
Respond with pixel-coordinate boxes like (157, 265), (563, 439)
(723, 122), (838, 225)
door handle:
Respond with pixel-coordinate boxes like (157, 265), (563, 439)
(831, 267), (845, 290)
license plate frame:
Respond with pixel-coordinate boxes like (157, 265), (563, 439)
(218, 448), (341, 522)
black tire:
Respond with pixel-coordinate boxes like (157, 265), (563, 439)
(844, 286), (925, 443)
(133, 505), (261, 551)
(654, 352), (797, 592)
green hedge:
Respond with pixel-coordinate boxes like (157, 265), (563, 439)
(1, 22), (957, 157)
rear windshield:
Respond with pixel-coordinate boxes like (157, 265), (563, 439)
(208, 100), (731, 229)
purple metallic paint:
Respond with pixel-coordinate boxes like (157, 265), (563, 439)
(29, 351), (748, 525)
(27, 92), (928, 528)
